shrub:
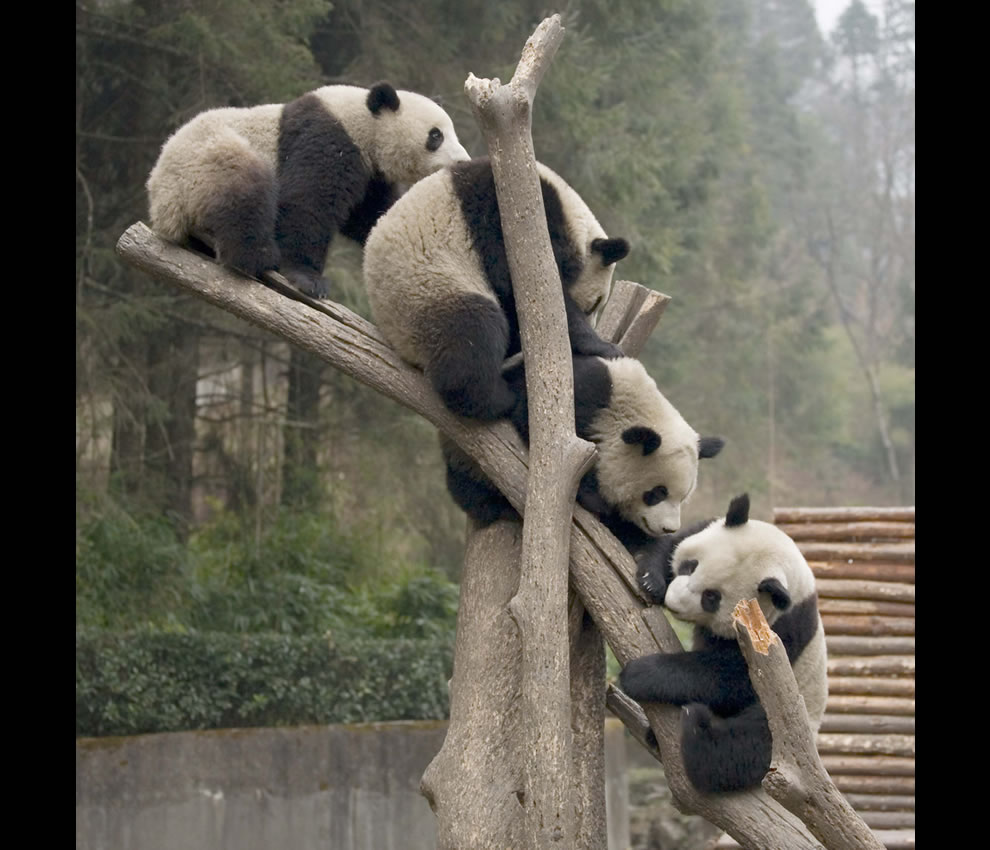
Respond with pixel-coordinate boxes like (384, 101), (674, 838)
(76, 628), (454, 737)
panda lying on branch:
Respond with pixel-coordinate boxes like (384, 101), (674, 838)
(620, 493), (828, 794)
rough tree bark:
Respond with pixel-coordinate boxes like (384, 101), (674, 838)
(421, 516), (529, 850)
(461, 17), (598, 847)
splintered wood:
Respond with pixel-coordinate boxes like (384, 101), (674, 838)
(732, 599), (775, 654)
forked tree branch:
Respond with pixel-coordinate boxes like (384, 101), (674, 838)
(464, 16), (593, 846)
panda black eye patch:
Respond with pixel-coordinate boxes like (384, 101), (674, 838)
(643, 485), (668, 506)
(678, 558), (698, 576)
(426, 127), (444, 152)
(701, 588), (721, 613)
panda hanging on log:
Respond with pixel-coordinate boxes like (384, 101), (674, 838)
(441, 353), (724, 560)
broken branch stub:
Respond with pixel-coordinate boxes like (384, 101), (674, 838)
(733, 599), (886, 850)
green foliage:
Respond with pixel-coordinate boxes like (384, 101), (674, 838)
(77, 495), (462, 642)
(186, 509), (460, 638)
(187, 507), (373, 628)
(76, 495), (190, 630)
(76, 628), (454, 737)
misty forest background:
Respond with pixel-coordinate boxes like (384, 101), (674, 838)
(75, 0), (914, 735)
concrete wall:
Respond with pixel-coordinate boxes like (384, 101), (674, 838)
(77, 719), (633, 850)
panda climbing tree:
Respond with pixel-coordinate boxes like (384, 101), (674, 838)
(117, 15), (883, 850)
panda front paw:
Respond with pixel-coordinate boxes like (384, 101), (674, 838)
(635, 537), (675, 604)
(282, 266), (330, 299)
(618, 653), (669, 703)
(683, 702), (715, 735)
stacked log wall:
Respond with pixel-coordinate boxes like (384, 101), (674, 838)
(775, 506), (915, 850)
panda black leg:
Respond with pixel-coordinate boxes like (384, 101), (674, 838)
(445, 458), (518, 526)
(441, 435), (518, 526)
(426, 296), (516, 421)
(280, 264), (330, 299)
(564, 294), (623, 359)
(681, 701), (772, 793)
(201, 159), (280, 280)
(273, 198), (334, 298)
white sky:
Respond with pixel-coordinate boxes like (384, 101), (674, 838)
(813, 0), (884, 37)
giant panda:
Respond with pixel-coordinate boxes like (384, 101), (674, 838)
(619, 493), (828, 794)
(146, 82), (470, 298)
(442, 354), (725, 552)
(363, 156), (631, 421)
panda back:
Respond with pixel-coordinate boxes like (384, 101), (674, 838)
(364, 168), (496, 368)
(792, 622), (828, 729)
(147, 104), (283, 239)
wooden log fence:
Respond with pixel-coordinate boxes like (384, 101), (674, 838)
(777, 505), (915, 849)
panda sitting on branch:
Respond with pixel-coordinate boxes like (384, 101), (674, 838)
(620, 493), (828, 794)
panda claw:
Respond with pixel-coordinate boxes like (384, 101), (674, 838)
(590, 339), (625, 359)
(282, 267), (330, 299)
(684, 703), (714, 734)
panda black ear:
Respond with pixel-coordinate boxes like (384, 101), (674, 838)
(758, 577), (791, 610)
(699, 436), (725, 459)
(622, 426), (661, 456)
(367, 82), (400, 114)
(590, 237), (630, 266)
(725, 493), (750, 527)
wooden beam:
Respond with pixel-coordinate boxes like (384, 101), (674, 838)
(774, 507), (915, 523)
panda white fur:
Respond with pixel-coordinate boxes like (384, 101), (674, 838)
(146, 82), (469, 297)
(619, 493), (828, 794)
(442, 354), (724, 546)
(364, 157), (631, 421)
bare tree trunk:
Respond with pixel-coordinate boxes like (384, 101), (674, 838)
(568, 596), (607, 850)
(109, 331), (146, 502)
(463, 17), (595, 846)
(421, 279), (667, 849)
(821, 212), (901, 486)
(420, 517), (528, 850)
(144, 317), (199, 538)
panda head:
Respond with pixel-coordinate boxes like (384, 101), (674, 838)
(536, 164), (630, 317)
(364, 82), (470, 184)
(592, 357), (724, 535)
(663, 493), (817, 639)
